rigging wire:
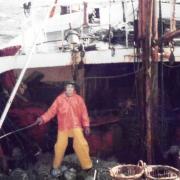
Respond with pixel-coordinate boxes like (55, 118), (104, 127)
(108, 0), (112, 49)
(159, 0), (167, 150)
(85, 68), (143, 80)
(130, 0), (140, 124)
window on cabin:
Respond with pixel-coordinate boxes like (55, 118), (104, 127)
(60, 6), (70, 15)
(71, 4), (80, 13)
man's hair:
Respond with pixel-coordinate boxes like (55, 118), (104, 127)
(64, 80), (76, 87)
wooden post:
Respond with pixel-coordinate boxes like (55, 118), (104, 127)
(144, 0), (153, 163)
(138, 0), (159, 163)
(170, 0), (176, 32)
(151, 0), (159, 164)
(77, 67), (85, 98)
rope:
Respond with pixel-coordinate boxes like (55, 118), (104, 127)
(85, 68), (143, 80)
(162, 62), (180, 68)
(0, 121), (38, 140)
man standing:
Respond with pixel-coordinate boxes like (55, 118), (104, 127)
(36, 80), (92, 177)
(23, 1), (31, 16)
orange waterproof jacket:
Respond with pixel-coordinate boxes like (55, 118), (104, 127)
(41, 92), (90, 131)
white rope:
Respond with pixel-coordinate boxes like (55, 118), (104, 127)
(0, 0), (57, 129)
(93, 169), (97, 180)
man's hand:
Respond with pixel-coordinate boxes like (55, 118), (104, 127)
(84, 127), (91, 136)
(36, 117), (43, 125)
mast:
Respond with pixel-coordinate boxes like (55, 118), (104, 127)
(138, 0), (159, 163)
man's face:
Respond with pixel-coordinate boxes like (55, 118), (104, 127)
(65, 84), (75, 96)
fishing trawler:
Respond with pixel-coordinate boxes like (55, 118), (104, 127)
(0, 0), (137, 162)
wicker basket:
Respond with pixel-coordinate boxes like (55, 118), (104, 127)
(145, 165), (180, 180)
(109, 161), (145, 180)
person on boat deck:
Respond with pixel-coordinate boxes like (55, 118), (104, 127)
(36, 80), (92, 177)
(23, 1), (31, 16)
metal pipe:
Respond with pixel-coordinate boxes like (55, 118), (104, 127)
(108, 0), (111, 49)
(0, 0), (58, 129)
(83, 2), (88, 26)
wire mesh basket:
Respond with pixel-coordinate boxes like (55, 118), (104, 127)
(145, 165), (180, 180)
(109, 161), (145, 179)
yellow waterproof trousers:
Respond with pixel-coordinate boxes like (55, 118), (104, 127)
(53, 128), (92, 170)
